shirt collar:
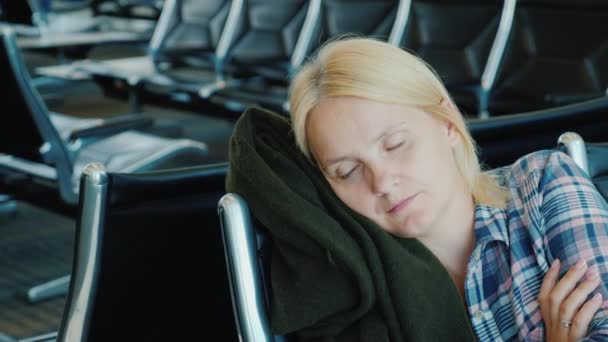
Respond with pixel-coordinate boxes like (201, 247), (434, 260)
(473, 204), (510, 247)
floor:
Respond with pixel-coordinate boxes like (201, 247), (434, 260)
(0, 202), (74, 339)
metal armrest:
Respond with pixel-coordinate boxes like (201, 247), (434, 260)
(18, 332), (58, 342)
(558, 132), (589, 175)
(0, 194), (17, 221)
(0, 332), (16, 342)
(27, 275), (71, 303)
(218, 193), (274, 342)
(199, 78), (243, 99)
(52, 1), (93, 13)
(68, 115), (154, 141)
(0, 153), (58, 180)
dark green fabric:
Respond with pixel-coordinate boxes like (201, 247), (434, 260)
(226, 107), (476, 341)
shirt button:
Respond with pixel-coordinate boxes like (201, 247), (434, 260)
(474, 310), (484, 319)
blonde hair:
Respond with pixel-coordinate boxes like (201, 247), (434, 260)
(289, 37), (509, 208)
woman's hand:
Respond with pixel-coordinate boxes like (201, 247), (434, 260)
(539, 259), (603, 341)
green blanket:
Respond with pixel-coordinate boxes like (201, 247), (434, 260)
(226, 107), (476, 341)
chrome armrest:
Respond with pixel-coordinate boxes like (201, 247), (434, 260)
(198, 78), (243, 99)
(68, 115), (153, 141)
(558, 132), (589, 175)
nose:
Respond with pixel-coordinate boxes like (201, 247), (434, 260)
(368, 164), (398, 196)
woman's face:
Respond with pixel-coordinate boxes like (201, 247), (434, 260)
(306, 96), (466, 239)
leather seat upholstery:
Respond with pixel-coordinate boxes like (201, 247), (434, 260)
(58, 163), (237, 341)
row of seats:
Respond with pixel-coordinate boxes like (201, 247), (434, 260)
(0, 0), (163, 26)
(23, 0), (608, 169)
(2, 17), (608, 202)
(0, 29), (209, 206)
(0, 25), (226, 309)
(20, 0), (608, 169)
(11, 132), (603, 342)
(45, 0), (608, 118)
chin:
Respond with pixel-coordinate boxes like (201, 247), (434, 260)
(394, 227), (425, 239)
(391, 217), (428, 239)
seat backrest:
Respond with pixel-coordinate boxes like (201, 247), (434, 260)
(219, 193), (289, 342)
(225, 0), (310, 85)
(586, 143), (608, 200)
(319, 0), (400, 43)
(0, 0), (33, 25)
(402, 0), (514, 117)
(149, 0), (233, 69)
(402, 0), (504, 89)
(0, 30), (45, 163)
(490, 0), (608, 114)
(558, 132), (608, 201)
(59, 162), (238, 342)
(0, 29), (75, 194)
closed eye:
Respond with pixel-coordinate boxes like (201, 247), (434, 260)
(339, 165), (360, 179)
(386, 141), (405, 151)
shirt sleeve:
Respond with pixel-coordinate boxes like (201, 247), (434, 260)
(539, 151), (608, 340)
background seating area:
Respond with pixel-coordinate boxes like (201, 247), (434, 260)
(1, 0), (608, 341)
(38, 0), (608, 120)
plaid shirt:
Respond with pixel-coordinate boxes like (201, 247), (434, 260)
(466, 150), (608, 341)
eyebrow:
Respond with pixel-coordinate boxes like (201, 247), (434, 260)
(321, 121), (409, 169)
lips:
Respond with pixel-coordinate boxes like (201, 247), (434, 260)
(387, 194), (417, 214)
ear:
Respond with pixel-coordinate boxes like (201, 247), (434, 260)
(445, 122), (459, 146)
(438, 98), (460, 146)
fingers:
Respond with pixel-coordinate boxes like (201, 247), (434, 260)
(538, 258), (605, 342)
(539, 259), (561, 320)
(569, 292), (603, 338)
(549, 259), (590, 322)
(560, 271), (602, 322)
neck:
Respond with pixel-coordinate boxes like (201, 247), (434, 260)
(418, 189), (476, 298)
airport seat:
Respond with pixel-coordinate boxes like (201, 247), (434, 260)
(148, 0), (229, 68)
(400, 0), (514, 117)
(211, 0), (407, 114)
(53, 162), (237, 342)
(488, 0), (608, 115)
(77, 0), (235, 113)
(205, 0), (313, 114)
(219, 193), (291, 342)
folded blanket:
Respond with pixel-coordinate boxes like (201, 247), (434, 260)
(226, 107), (475, 341)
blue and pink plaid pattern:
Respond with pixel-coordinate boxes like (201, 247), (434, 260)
(466, 150), (608, 341)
